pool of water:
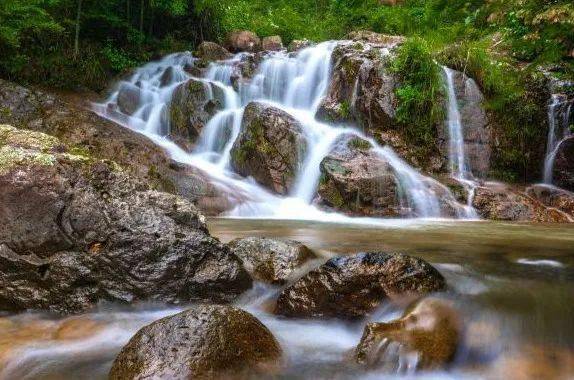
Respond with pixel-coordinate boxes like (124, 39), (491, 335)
(1, 219), (573, 379)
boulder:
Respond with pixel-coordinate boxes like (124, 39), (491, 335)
(355, 297), (461, 371)
(195, 41), (232, 62)
(262, 36), (283, 51)
(472, 183), (571, 222)
(230, 102), (307, 195)
(169, 78), (224, 149)
(0, 125), (252, 313)
(552, 136), (574, 192)
(275, 252), (446, 319)
(345, 31), (406, 46)
(318, 135), (403, 217)
(226, 30), (261, 53)
(109, 305), (282, 380)
(0, 79), (227, 215)
(438, 69), (491, 178)
(116, 82), (141, 115)
(228, 237), (317, 285)
(526, 184), (574, 219)
(287, 39), (313, 53)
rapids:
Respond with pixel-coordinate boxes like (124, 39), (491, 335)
(93, 42), (476, 222)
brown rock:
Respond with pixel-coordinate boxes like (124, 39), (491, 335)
(230, 102), (307, 195)
(552, 136), (574, 192)
(262, 36), (283, 51)
(356, 297), (461, 370)
(525, 184), (574, 220)
(287, 39), (313, 53)
(195, 41), (232, 62)
(275, 252), (446, 319)
(228, 237), (317, 285)
(226, 30), (262, 53)
(109, 305), (282, 380)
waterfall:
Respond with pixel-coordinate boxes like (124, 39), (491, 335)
(93, 43), (475, 222)
(543, 94), (573, 184)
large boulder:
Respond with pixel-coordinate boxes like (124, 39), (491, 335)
(226, 30), (261, 53)
(318, 135), (402, 217)
(526, 184), (574, 220)
(472, 183), (571, 222)
(116, 82), (141, 115)
(228, 237), (317, 285)
(230, 102), (307, 195)
(552, 136), (574, 192)
(0, 125), (252, 313)
(438, 69), (491, 178)
(109, 305), (282, 380)
(0, 79), (227, 214)
(262, 36), (283, 51)
(275, 252), (446, 319)
(169, 78), (224, 149)
(195, 41), (232, 62)
(355, 297), (461, 371)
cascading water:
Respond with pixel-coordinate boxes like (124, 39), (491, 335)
(442, 66), (478, 218)
(543, 94), (573, 184)
(94, 43), (475, 222)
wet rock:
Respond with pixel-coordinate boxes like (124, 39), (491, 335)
(109, 305), (282, 380)
(472, 183), (571, 222)
(318, 134), (403, 217)
(169, 78), (223, 149)
(275, 251), (446, 319)
(552, 136), (574, 192)
(526, 184), (574, 219)
(438, 69), (491, 178)
(226, 30), (261, 53)
(228, 237), (317, 285)
(262, 36), (283, 51)
(355, 297), (461, 371)
(116, 82), (141, 115)
(287, 39), (313, 53)
(195, 41), (232, 62)
(230, 102), (307, 195)
(0, 125), (252, 313)
(490, 344), (574, 380)
(345, 30), (406, 46)
(0, 79), (224, 214)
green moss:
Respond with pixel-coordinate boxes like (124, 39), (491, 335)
(0, 124), (60, 152)
(347, 137), (372, 151)
(0, 146), (56, 175)
(339, 101), (351, 119)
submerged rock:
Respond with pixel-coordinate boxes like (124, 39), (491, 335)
(169, 78), (223, 149)
(472, 183), (572, 222)
(552, 136), (574, 192)
(275, 252), (446, 319)
(318, 135), (402, 217)
(230, 102), (307, 195)
(262, 36), (284, 51)
(355, 297), (461, 371)
(226, 30), (261, 53)
(0, 125), (251, 313)
(195, 41), (232, 62)
(110, 305), (282, 380)
(228, 237), (317, 285)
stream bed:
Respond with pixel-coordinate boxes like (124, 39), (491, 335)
(1, 219), (573, 379)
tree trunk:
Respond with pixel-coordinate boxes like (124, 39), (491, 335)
(126, 0), (130, 23)
(74, 0), (83, 58)
(139, 0), (144, 36)
(148, 0), (154, 37)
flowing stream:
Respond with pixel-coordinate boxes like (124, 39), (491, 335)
(93, 42), (475, 221)
(543, 94), (573, 184)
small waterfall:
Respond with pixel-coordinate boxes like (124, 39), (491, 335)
(94, 43), (475, 222)
(543, 94), (573, 184)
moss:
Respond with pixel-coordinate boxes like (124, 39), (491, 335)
(347, 137), (372, 151)
(0, 146), (56, 175)
(0, 124), (60, 152)
(339, 101), (351, 119)
(320, 179), (345, 208)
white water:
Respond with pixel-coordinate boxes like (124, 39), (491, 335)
(93, 43), (476, 222)
(442, 67), (478, 218)
(543, 94), (573, 184)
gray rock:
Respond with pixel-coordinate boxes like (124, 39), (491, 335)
(195, 41), (233, 62)
(116, 82), (141, 115)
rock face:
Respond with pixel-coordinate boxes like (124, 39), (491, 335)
(318, 135), (402, 217)
(195, 41), (232, 62)
(231, 102), (307, 195)
(116, 82), (141, 115)
(472, 183), (571, 222)
(287, 39), (313, 53)
(0, 125), (252, 313)
(262, 36), (283, 51)
(552, 136), (574, 192)
(275, 252), (446, 319)
(169, 78), (223, 150)
(226, 30), (262, 53)
(228, 238), (317, 285)
(356, 297), (461, 371)
(438, 69), (491, 178)
(0, 79), (226, 214)
(525, 184), (574, 220)
(110, 305), (282, 380)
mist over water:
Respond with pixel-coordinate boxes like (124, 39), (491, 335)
(93, 42), (477, 223)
